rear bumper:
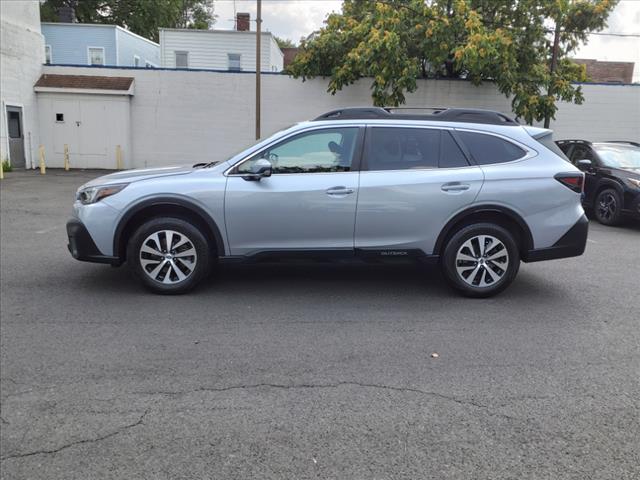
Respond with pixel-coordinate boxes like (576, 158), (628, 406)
(67, 219), (120, 265)
(523, 214), (589, 262)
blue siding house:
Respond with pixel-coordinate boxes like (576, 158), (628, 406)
(41, 23), (160, 67)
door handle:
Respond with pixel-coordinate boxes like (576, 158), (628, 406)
(326, 186), (354, 195)
(441, 182), (470, 192)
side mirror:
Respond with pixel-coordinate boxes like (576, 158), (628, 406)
(242, 158), (272, 181)
(577, 159), (592, 171)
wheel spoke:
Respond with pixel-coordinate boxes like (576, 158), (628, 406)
(174, 247), (196, 258)
(457, 252), (477, 262)
(485, 248), (507, 261)
(149, 259), (167, 280)
(141, 243), (163, 256)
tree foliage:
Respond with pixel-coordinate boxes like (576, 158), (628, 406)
(274, 36), (297, 49)
(40, 0), (216, 43)
(288, 0), (618, 124)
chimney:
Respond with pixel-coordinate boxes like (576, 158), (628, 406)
(236, 12), (250, 31)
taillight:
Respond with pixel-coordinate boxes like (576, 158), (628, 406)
(555, 173), (584, 193)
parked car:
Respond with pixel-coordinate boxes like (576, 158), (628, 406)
(556, 140), (640, 225)
(67, 107), (588, 297)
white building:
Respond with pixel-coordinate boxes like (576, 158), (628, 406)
(159, 14), (283, 72)
(1, 0), (44, 169)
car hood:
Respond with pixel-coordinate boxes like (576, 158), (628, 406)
(81, 165), (195, 188)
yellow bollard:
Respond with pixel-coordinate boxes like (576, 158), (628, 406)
(39, 145), (46, 175)
(116, 145), (123, 170)
(64, 144), (70, 171)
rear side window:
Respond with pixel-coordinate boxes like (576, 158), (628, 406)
(458, 131), (526, 165)
(367, 127), (439, 170)
(440, 132), (469, 168)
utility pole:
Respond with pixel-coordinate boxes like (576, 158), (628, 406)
(255, 0), (262, 140)
(545, 25), (561, 128)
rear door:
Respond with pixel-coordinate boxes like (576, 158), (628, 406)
(355, 126), (484, 256)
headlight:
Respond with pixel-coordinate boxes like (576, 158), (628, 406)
(77, 183), (128, 205)
(627, 178), (640, 189)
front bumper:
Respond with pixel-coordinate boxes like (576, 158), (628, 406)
(67, 219), (120, 265)
(523, 214), (589, 262)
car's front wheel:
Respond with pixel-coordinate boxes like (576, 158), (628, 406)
(442, 223), (520, 298)
(127, 217), (211, 294)
(594, 188), (623, 226)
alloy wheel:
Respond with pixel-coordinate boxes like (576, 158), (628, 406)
(139, 230), (197, 284)
(597, 193), (617, 221)
(455, 235), (509, 288)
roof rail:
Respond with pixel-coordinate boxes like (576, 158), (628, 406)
(604, 140), (640, 147)
(312, 107), (519, 126)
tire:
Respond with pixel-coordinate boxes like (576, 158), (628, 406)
(594, 188), (623, 226)
(127, 217), (211, 294)
(441, 223), (520, 298)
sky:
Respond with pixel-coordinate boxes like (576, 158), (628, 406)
(213, 0), (640, 82)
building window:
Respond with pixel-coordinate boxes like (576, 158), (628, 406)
(45, 45), (52, 64)
(175, 51), (189, 68)
(56, 113), (64, 122)
(88, 47), (105, 66)
(133, 55), (141, 67)
(228, 53), (241, 71)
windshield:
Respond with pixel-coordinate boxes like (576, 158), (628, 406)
(595, 145), (640, 169)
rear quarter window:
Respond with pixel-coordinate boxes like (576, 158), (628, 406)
(458, 131), (526, 165)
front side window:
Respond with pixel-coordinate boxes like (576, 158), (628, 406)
(458, 131), (526, 165)
(237, 128), (359, 174)
(366, 127), (440, 170)
(228, 53), (241, 71)
(88, 47), (104, 65)
(175, 51), (189, 68)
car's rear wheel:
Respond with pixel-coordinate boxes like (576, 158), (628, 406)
(442, 223), (520, 298)
(127, 217), (211, 294)
(594, 188), (622, 226)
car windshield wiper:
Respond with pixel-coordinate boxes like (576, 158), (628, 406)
(193, 161), (219, 168)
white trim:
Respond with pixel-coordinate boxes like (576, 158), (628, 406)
(34, 86), (135, 96)
(87, 46), (105, 66)
(3, 102), (27, 168)
(44, 44), (52, 64)
(115, 29), (120, 65)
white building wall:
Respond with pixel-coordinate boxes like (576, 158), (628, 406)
(160, 29), (280, 72)
(39, 65), (640, 169)
(0, 0), (44, 168)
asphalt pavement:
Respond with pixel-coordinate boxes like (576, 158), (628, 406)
(1, 170), (639, 479)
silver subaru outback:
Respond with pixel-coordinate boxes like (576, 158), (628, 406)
(67, 107), (588, 297)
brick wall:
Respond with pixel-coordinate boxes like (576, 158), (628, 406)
(573, 59), (635, 84)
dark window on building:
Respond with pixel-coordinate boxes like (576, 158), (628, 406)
(458, 131), (526, 165)
(440, 132), (469, 168)
(175, 51), (189, 68)
(8, 112), (21, 138)
(56, 113), (64, 122)
(228, 53), (241, 71)
(366, 127), (440, 171)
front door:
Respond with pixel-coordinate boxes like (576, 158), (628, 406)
(224, 127), (363, 256)
(6, 106), (25, 168)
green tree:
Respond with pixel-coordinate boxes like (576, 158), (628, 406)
(288, 0), (617, 125)
(274, 36), (297, 49)
(40, 0), (216, 43)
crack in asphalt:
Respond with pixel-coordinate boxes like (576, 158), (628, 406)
(0, 409), (149, 462)
(135, 381), (517, 419)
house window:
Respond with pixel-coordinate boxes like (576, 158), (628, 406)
(175, 51), (189, 68)
(133, 55), (141, 67)
(45, 45), (52, 64)
(56, 113), (64, 122)
(88, 47), (105, 66)
(228, 53), (241, 71)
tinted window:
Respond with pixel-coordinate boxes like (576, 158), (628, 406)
(570, 145), (595, 164)
(238, 128), (358, 174)
(440, 132), (469, 168)
(458, 131), (526, 165)
(367, 127), (439, 170)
